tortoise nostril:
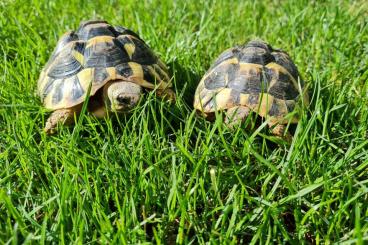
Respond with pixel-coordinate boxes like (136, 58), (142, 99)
(117, 96), (131, 104)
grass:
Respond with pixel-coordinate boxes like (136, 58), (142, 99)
(0, 0), (368, 243)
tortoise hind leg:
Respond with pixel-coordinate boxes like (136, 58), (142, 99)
(44, 105), (81, 134)
(224, 106), (250, 128)
(268, 123), (292, 142)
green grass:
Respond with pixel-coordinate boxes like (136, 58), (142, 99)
(1, 0), (368, 243)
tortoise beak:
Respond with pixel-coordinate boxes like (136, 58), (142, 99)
(113, 93), (140, 111)
(104, 80), (142, 112)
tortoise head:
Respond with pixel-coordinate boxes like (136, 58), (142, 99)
(103, 80), (142, 113)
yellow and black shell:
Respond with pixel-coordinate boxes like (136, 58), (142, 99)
(38, 20), (171, 110)
(193, 40), (308, 124)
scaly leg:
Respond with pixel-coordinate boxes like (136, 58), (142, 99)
(156, 88), (176, 102)
(44, 106), (81, 134)
(224, 106), (250, 128)
(269, 123), (292, 142)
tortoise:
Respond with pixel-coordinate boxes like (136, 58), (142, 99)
(38, 20), (174, 134)
(193, 40), (308, 140)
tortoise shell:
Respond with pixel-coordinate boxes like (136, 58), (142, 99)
(38, 20), (171, 110)
(193, 40), (308, 124)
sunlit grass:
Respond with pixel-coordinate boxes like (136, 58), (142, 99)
(0, 0), (367, 243)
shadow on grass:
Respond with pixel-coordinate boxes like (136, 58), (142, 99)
(167, 59), (202, 106)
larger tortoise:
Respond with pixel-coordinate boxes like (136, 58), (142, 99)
(193, 40), (308, 139)
(38, 20), (174, 134)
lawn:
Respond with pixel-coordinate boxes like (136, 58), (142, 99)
(0, 0), (367, 243)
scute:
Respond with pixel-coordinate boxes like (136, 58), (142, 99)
(46, 42), (84, 79)
(78, 20), (108, 29)
(53, 32), (78, 57)
(93, 67), (109, 85)
(204, 63), (235, 90)
(194, 39), (307, 124)
(285, 100), (296, 113)
(268, 100), (281, 117)
(247, 94), (259, 107)
(115, 63), (133, 77)
(239, 47), (275, 65)
(114, 26), (142, 41)
(38, 20), (171, 110)
(267, 70), (299, 100)
(117, 35), (157, 65)
(244, 40), (272, 51)
(84, 40), (128, 68)
(76, 22), (117, 41)
(52, 80), (64, 105)
(229, 89), (241, 104)
(70, 76), (85, 101)
(272, 51), (300, 83)
(40, 77), (56, 100)
(229, 64), (265, 94)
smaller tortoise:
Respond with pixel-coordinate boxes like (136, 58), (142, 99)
(193, 40), (308, 139)
(38, 20), (174, 134)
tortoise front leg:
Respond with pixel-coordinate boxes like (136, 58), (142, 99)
(156, 88), (176, 102)
(44, 105), (81, 134)
(268, 123), (292, 142)
(224, 106), (250, 128)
